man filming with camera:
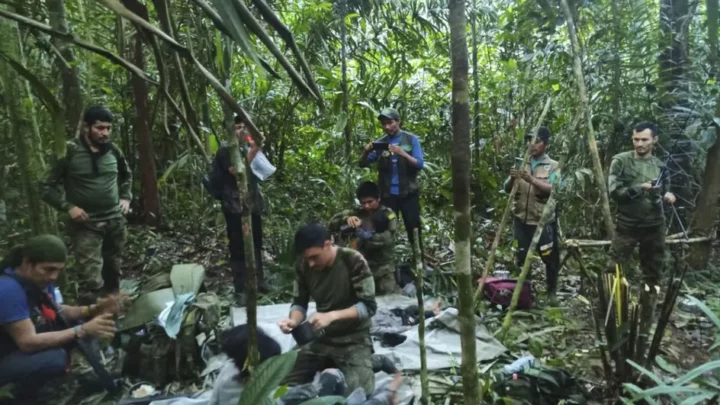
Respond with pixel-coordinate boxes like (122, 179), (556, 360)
(329, 181), (399, 295)
(607, 121), (676, 287)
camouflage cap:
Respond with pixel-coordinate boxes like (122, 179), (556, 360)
(378, 108), (400, 121)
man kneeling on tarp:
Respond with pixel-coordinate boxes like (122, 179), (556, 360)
(278, 223), (377, 396)
(0, 235), (121, 398)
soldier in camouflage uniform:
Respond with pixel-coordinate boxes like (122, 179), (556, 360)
(608, 121), (676, 286)
(329, 181), (399, 295)
(41, 106), (131, 302)
(279, 223), (377, 396)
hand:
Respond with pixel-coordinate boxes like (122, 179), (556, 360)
(278, 318), (298, 334)
(82, 313), (117, 339)
(664, 192), (677, 204)
(509, 168), (520, 179)
(346, 216), (362, 228)
(364, 142), (374, 152)
(119, 199), (130, 215)
(309, 312), (337, 330)
(228, 166), (237, 176)
(519, 171), (533, 183)
(640, 182), (654, 191)
(69, 206), (89, 222)
(94, 293), (130, 316)
(388, 371), (403, 405)
(389, 144), (406, 156)
(246, 135), (256, 148)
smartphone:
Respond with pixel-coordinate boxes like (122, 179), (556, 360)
(514, 157), (524, 168)
(372, 142), (390, 151)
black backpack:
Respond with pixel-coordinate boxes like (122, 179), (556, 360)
(202, 151), (225, 200)
(492, 366), (588, 405)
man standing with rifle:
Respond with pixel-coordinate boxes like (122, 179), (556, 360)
(0, 235), (123, 399)
(608, 121), (676, 287)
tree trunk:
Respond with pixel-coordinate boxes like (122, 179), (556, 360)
(125, 0), (160, 226)
(1, 20), (52, 235)
(47, 0), (82, 147)
(411, 229), (429, 404)
(659, 0), (693, 231)
(559, 0), (615, 239)
(471, 0), (480, 166)
(603, 0), (623, 172)
(220, 39), (260, 369)
(449, 0), (480, 403)
(688, 129), (720, 268)
(709, 0), (718, 77)
(152, 0), (199, 132)
(340, 0), (351, 162)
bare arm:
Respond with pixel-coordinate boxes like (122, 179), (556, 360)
(529, 177), (552, 194)
(3, 319), (76, 353)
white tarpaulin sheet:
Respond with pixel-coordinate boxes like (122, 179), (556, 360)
(231, 294), (507, 371)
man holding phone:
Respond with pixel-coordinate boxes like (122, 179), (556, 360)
(504, 126), (561, 302)
(359, 108), (425, 254)
(212, 115), (270, 303)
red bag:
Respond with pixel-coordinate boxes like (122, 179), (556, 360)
(483, 277), (534, 309)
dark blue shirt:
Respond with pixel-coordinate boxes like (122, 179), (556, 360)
(365, 132), (424, 196)
(0, 268), (57, 356)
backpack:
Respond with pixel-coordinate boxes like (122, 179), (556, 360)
(132, 292), (221, 386)
(484, 277), (534, 309)
(493, 366), (588, 405)
(202, 154), (225, 200)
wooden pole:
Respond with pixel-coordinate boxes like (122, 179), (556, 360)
(412, 229), (429, 404)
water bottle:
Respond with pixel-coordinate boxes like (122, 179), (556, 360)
(54, 287), (64, 305)
(503, 355), (535, 374)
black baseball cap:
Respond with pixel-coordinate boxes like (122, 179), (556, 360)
(378, 108), (400, 121)
(525, 126), (551, 144)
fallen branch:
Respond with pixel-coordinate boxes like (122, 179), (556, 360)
(564, 235), (713, 248)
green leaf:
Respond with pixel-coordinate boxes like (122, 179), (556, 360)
(552, 83), (560, 92)
(238, 350), (298, 405)
(334, 112), (348, 134)
(210, 0), (262, 71)
(655, 356), (678, 375)
(298, 396), (346, 405)
(685, 296), (720, 330)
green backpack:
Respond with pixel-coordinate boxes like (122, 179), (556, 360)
(493, 366), (588, 405)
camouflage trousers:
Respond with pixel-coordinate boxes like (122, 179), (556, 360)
(69, 217), (127, 300)
(608, 224), (665, 287)
(282, 338), (375, 396)
(372, 265), (399, 296)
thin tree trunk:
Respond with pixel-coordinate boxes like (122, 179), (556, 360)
(688, 131), (720, 268)
(709, 0), (718, 77)
(153, 0), (199, 131)
(449, 0), (479, 403)
(471, 0), (480, 166)
(411, 229), (429, 404)
(340, 0), (351, 162)
(1, 21), (50, 235)
(604, 0), (623, 172)
(687, 0), (720, 269)
(559, 0), (615, 239)
(125, 0), (160, 226)
(221, 40), (259, 369)
(47, 0), (82, 145)
(473, 98), (552, 304)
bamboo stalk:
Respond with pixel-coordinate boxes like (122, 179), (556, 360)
(412, 228), (429, 405)
(473, 97), (552, 304)
(559, 0), (615, 239)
